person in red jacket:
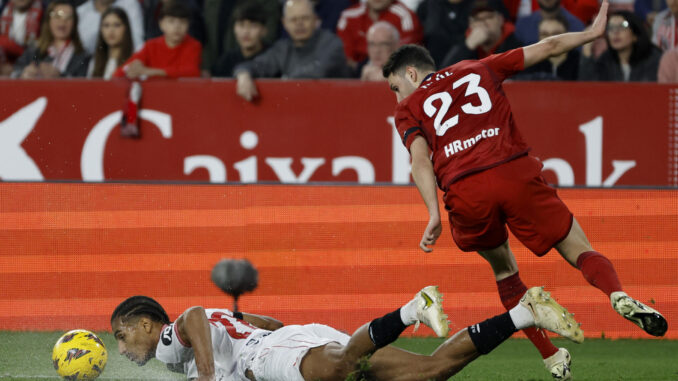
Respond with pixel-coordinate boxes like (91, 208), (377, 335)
(114, 1), (201, 79)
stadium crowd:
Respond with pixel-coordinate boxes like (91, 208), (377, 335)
(0, 0), (673, 83)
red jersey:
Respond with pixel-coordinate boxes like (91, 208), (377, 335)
(114, 36), (202, 78)
(336, 1), (423, 64)
(395, 48), (529, 191)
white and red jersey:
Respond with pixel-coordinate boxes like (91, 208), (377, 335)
(337, 1), (423, 63)
(395, 48), (530, 191)
(155, 308), (271, 381)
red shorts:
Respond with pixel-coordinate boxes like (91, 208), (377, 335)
(443, 155), (573, 256)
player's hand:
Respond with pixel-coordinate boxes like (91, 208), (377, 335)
(236, 71), (258, 102)
(589, 0), (609, 39)
(420, 217), (442, 253)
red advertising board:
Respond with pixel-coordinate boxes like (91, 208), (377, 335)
(1, 183), (676, 339)
(0, 80), (676, 186)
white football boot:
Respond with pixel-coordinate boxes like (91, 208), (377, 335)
(413, 286), (449, 337)
(543, 347), (572, 380)
(611, 292), (668, 336)
(520, 287), (584, 344)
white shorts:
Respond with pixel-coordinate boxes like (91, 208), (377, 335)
(250, 324), (350, 381)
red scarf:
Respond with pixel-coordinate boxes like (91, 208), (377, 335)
(0, 0), (42, 44)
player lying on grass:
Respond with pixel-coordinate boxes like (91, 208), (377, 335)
(383, 0), (667, 379)
(111, 286), (582, 381)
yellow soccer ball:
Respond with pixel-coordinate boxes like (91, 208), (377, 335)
(52, 329), (107, 380)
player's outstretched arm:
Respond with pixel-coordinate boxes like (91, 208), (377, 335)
(410, 136), (442, 253)
(242, 312), (284, 331)
(523, 0), (608, 68)
(176, 307), (216, 381)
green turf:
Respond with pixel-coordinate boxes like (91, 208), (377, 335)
(0, 332), (676, 380)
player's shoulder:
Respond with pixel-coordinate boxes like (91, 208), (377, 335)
(155, 323), (191, 364)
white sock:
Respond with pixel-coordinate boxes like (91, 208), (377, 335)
(400, 298), (419, 326)
(509, 303), (534, 330)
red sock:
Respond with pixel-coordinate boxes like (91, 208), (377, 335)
(576, 251), (623, 296)
(497, 273), (558, 359)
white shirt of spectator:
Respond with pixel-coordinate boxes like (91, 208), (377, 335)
(155, 308), (268, 381)
(9, 9), (27, 44)
(77, 0), (144, 54)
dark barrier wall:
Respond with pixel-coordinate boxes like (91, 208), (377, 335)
(1, 183), (676, 338)
(1, 80), (676, 186)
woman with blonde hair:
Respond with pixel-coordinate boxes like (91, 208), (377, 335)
(12, 0), (90, 78)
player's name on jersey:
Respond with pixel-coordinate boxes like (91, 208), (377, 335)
(421, 70), (453, 89)
(444, 127), (501, 158)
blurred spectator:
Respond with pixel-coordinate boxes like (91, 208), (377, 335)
(141, 0), (204, 44)
(514, 0), (584, 45)
(580, 11), (662, 81)
(636, 0), (666, 26)
(514, 14), (579, 80)
(337, 0), (422, 68)
(202, 0), (279, 71)
(652, 0), (677, 51)
(658, 46), (678, 82)
(114, 1), (201, 79)
(211, 2), (267, 77)
(361, 21), (399, 80)
(441, 0), (522, 67)
(417, 0), (474, 68)
(77, 0), (143, 54)
(88, 6), (132, 78)
(12, 0), (89, 78)
(313, 0), (351, 31)
(234, 0), (348, 101)
(560, 0), (599, 24)
(0, 0), (42, 76)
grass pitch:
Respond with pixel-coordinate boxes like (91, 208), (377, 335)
(0, 332), (675, 380)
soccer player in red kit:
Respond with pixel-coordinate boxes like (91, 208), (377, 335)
(382, 1), (667, 379)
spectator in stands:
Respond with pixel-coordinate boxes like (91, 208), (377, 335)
(202, 0), (279, 72)
(234, 0), (348, 101)
(515, 0), (584, 45)
(211, 2), (267, 77)
(0, 0), (42, 76)
(141, 0), (204, 44)
(12, 0), (89, 78)
(580, 10), (662, 81)
(113, 1), (201, 79)
(361, 21), (399, 80)
(514, 14), (580, 80)
(441, 0), (522, 67)
(416, 0), (473, 68)
(88, 6), (132, 78)
(337, 0), (422, 69)
(652, 0), (677, 51)
(77, 0), (143, 54)
(658, 47), (678, 82)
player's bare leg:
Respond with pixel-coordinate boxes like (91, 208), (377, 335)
(300, 286), (448, 381)
(477, 240), (566, 378)
(555, 218), (668, 336)
(368, 287), (583, 381)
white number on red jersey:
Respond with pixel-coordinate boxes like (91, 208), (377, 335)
(423, 73), (493, 136)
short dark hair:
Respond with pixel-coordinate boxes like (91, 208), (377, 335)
(111, 296), (171, 325)
(159, 1), (191, 20)
(382, 44), (436, 79)
(233, 2), (267, 25)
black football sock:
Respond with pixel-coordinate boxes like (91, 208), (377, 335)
(368, 308), (407, 349)
(467, 312), (518, 355)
